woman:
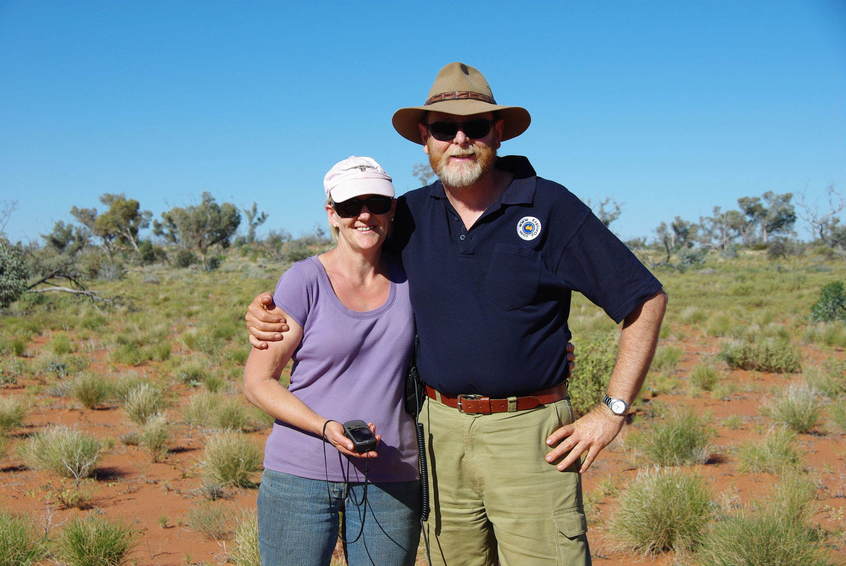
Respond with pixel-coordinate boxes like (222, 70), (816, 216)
(243, 156), (420, 566)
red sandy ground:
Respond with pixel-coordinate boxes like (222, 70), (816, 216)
(1, 327), (844, 566)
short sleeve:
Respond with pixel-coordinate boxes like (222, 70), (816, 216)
(556, 214), (663, 323)
(272, 259), (318, 328)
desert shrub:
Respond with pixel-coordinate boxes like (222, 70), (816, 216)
(697, 475), (828, 566)
(173, 249), (198, 268)
(19, 425), (102, 480)
(50, 334), (74, 355)
(719, 338), (801, 373)
(231, 512), (260, 566)
(651, 345), (683, 373)
(569, 334), (616, 416)
(764, 384), (821, 433)
(809, 280), (846, 322)
(111, 374), (146, 403)
(630, 409), (712, 466)
(123, 383), (166, 425)
(803, 322), (846, 348)
(201, 431), (263, 488)
(183, 393), (267, 432)
(187, 502), (231, 540)
(72, 373), (114, 409)
(609, 467), (712, 554)
(0, 397), (25, 432)
(175, 363), (207, 387)
(804, 360), (846, 398)
(139, 414), (170, 462)
(0, 242), (29, 308)
(736, 426), (800, 473)
(0, 511), (48, 566)
(58, 515), (136, 566)
(689, 364), (720, 392)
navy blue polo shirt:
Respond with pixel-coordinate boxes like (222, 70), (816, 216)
(390, 156), (662, 397)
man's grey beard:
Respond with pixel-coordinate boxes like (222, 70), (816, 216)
(434, 151), (484, 188)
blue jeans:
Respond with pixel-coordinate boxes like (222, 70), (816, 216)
(258, 469), (421, 566)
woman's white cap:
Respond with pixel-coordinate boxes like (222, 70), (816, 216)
(323, 156), (395, 203)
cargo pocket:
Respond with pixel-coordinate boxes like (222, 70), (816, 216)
(553, 508), (589, 566)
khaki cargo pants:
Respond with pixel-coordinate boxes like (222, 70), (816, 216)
(420, 396), (591, 566)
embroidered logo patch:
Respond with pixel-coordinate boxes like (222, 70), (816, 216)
(516, 216), (542, 241)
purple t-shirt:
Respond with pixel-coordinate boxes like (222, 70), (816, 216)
(263, 255), (418, 482)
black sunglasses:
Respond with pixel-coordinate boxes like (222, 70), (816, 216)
(427, 119), (493, 142)
(332, 195), (393, 218)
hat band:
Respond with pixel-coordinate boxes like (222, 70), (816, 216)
(425, 91), (496, 106)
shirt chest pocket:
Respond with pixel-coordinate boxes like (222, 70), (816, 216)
(484, 244), (542, 310)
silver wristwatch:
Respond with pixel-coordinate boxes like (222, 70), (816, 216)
(602, 394), (629, 416)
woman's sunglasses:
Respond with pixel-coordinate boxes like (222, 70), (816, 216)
(332, 195), (393, 218)
(427, 119), (493, 142)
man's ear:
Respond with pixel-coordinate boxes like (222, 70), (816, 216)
(417, 122), (430, 152)
(493, 118), (505, 150)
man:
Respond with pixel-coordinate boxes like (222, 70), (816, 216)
(247, 62), (666, 565)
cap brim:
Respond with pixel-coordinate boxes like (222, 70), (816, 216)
(330, 178), (395, 203)
(392, 101), (531, 144)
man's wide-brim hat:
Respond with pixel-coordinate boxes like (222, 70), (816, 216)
(392, 62), (531, 144)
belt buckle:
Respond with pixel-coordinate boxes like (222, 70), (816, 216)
(456, 394), (484, 414)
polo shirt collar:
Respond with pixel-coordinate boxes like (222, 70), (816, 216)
(426, 155), (537, 205)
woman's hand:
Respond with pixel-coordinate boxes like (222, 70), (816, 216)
(322, 420), (381, 459)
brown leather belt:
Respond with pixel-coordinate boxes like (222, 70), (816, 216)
(425, 383), (567, 414)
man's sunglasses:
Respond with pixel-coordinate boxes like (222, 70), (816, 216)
(427, 119), (493, 142)
(332, 195), (393, 218)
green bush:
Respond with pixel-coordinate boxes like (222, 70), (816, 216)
(0, 242), (29, 308)
(231, 512), (260, 566)
(765, 384), (821, 433)
(630, 409), (712, 466)
(201, 431), (263, 488)
(804, 360), (846, 398)
(697, 475), (829, 566)
(609, 467), (712, 554)
(139, 414), (170, 462)
(123, 383), (166, 425)
(569, 334), (616, 417)
(736, 427), (800, 473)
(173, 249), (198, 268)
(19, 425), (102, 480)
(50, 334), (74, 355)
(187, 502), (231, 540)
(58, 515), (136, 566)
(0, 511), (47, 566)
(719, 338), (801, 373)
(0, 397), (25, 433)
(651, 345), (683, 373)
(690, 364), (720, 392)
(810, 280), (846, 322)
(72, 373), (114, 409)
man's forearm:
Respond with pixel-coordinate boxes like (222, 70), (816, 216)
(606, 291), (668, 404)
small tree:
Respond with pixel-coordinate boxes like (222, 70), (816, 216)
(0, 240), (28, 308)
(412, 162), (436, 186)
(154, 192), (241, 266)
(241, 203), (268, 244)
(71, 193), (151, 256)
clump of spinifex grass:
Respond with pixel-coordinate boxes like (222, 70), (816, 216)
(187, 502), (231, 540)
(689, 363), (721, 392)
(629, 409), (713, 466)
(736, 426), (800, 474)
(696, 474), (829, 566)
(184, 392), (271, 432)
(764, 384), (821, 433)
(139, 414), (170, 462)
(71, 373), (114, 410)
(201, 431), (263, 488)
(608, 467), (712, 555)
(651, 345), (683, 373)
(0, 510), (48, 566)
(719, 338), (802, 373)
(0, 397), (25, 433)
(804, 359), (846, 399)
(58, 514), (136, 566)
(19, 425), (102, 480)
(231, 512), (260, 566)
(568, 334), (616, 417)
(122, 383), (167, 425)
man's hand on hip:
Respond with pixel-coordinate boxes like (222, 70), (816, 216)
(245, 292), (289, 349)
(544, 406), (624, 473)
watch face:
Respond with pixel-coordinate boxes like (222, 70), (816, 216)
(610, 399), (627, 414)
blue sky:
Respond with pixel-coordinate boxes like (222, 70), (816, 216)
(2, 1), (845, 243)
